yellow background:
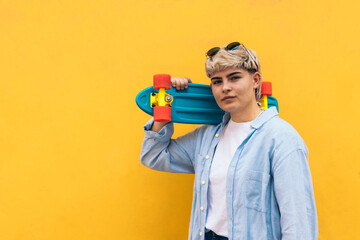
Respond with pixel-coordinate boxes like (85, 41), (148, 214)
(0, 0), (359, 239)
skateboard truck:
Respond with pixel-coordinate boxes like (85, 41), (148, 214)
(258, 82), (272, 109)
(150, 74), (173, 122)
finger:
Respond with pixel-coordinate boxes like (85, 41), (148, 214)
(172, 78), (180, 90)
(182, 78), (188, 89)
(171, 78), (176, 88)
(175, 78), (182, 90)
(184, 77), (192, 88)
(184, 77), (192, 89)
(180, 78), (186, 90)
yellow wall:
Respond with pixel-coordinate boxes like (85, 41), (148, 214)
(0, 0), (359, 239)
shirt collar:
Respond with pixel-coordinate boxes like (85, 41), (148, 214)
(221, 107), (279, 130)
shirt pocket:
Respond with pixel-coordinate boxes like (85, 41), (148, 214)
(245, 170), (271, 213)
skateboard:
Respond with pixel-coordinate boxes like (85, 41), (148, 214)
(135, 74), (279, 125)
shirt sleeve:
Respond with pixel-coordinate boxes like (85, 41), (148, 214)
(272, 148), (318, 240)
(140, 118), (201, 174)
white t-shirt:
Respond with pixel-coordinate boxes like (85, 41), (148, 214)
(205, 118), (252, 237)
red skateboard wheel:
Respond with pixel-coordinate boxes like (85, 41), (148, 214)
(153, 74), (171, 90)
(261, 82), (272, 96)
(154, 106), (171, 122)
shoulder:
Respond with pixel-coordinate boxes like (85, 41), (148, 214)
(261, 115), (308, 153)
(265, 116), (301, 136)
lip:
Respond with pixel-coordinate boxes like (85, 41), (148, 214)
(221, 96), (235, 101)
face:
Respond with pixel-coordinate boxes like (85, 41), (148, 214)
(210, 67), (261, 115)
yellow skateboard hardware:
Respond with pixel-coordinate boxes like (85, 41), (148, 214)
(150, 88), (173, 108)
(259, 94), (268, 109)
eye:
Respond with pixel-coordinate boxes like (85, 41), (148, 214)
(230, 76), (240, 81)
(212, 80), (222, 85)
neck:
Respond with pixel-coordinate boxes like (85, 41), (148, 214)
(230, 102), (262, 123)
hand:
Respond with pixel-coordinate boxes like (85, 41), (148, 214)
(171, 77), (192, 90)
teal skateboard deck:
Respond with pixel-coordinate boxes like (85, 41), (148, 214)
(136, 82), (279, 125)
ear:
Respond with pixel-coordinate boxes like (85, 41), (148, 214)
(252, 72), (262, 89)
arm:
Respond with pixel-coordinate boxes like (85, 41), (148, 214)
(151, 77), (192, 133)
(140, 119), (203, 173)
(272, 148), (318, 239)
(141, 77), (198, 173)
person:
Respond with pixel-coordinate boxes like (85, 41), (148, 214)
(140, 42), (318, 240)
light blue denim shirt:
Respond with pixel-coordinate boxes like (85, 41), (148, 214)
(140, 107), (318, 240)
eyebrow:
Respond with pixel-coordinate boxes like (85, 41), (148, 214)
(211, 71), (242, 81)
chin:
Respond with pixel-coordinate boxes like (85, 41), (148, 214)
(218, 103), (239, 112)
(220, 106), (237, 113)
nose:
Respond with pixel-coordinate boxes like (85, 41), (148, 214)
(222, 80), (231, 93)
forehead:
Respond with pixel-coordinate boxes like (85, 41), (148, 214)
(211, 67), (249, 78)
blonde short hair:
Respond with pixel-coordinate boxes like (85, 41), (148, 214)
(205, 44), (262, 100)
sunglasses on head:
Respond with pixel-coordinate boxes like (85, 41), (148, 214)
(206, 41), (259, 71)
(206, 42), (243, 58)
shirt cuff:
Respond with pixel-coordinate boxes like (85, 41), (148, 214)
(143, 118), (174, 141)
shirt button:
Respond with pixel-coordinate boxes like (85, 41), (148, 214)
(215, 133), (219, 137)
(200, 206), (204, 211)
(201, 181), (205, 185)
(200, 232), (203, 236)
(206, 155), (209, 159)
